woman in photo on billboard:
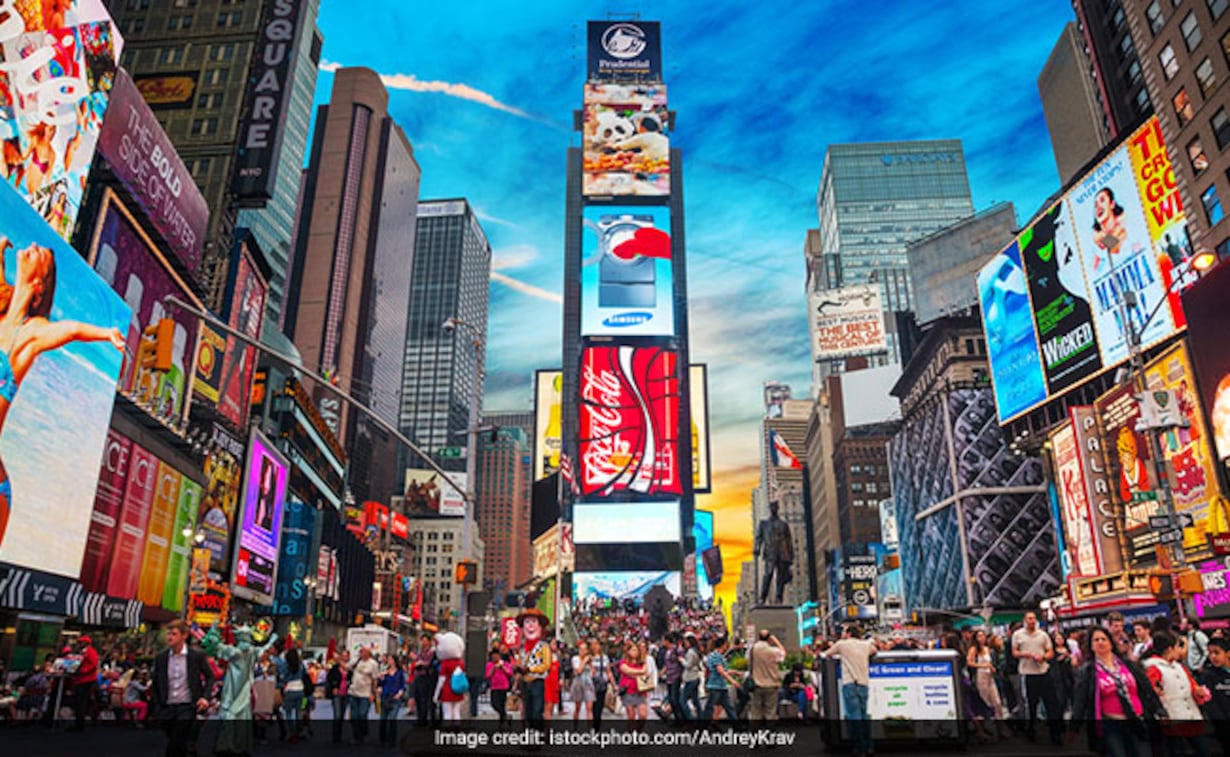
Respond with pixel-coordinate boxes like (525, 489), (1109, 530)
(1069, 625), (1163, 757)
(1092, 188), (1128, 265)
(254, 455), (276, 532)
(0, 236), (124, 546)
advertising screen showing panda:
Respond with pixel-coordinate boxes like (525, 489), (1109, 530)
(582, 83), (669, 196)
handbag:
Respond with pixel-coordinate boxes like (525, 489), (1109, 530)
(450, 667), (469, 695)
(604, 686), (619, 713)
(740, 645), (756, 694)
(506, 691), (522, 712)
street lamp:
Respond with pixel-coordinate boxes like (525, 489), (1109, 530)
(1107, 245), (1215, 582)
(442, 316), (484, 637)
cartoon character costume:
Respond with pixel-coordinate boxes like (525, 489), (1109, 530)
(516, 608), (552, 728)
(433, 631), (467, 721)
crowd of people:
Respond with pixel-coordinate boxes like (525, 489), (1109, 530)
(0, 602), (1228, 757)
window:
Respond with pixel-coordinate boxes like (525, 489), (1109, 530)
(126, 0), (150, 8)
(850, 464), (862, 475)
(158, 47), (184, 65)
(1181, 11), (1203, 51)
(1217, 236), (1230, 260)
(1204, 185), (1226, 225)
(1210, 0), (1228, 21)
(1136, 88), (1152, 114)
(1119, 33), (1135, 58)
(1196, 58), (1217, 96)
(1189, 136), (1210, 174)
(851, 482), (864, 493)
(1214, 107), (1230, 148)
(1160, 44), (1180, 79)
(1127, 60), (1143, 85)
(866, 464), (877, 475)
(217, 11), (242, 27)
(852, 499), (865, 509)
(211, 43), (235, 62)
(1147, 0), (1165, 34)
(866, 482), (878, 494)
(1112, 6), (1126, 30)
(1174, 88), (1195, 125)
(128, 18), (146, 33)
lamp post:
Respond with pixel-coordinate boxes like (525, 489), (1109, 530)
(1105, 246), (1216, 590)
(442, 316), (484, 637)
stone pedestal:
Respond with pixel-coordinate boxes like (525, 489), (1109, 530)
(745, 605), (800, 653)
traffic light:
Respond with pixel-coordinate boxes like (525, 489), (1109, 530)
(1176, 569), (1204, 596)
(1148, 572), (1175, 600)
(140, 319), (175, 372)
(454, 560), (478, 585)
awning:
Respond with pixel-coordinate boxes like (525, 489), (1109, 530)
(0, 565), (84, 616)
(80, 592), (143, 629)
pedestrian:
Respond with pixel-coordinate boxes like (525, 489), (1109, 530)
(544, 636), (561, 722)
(746, 629), (786, 723)
(1069, 625), (1163, 757)
(1196, 636), (1230, 748)
(324, 650), (349, 745)
(968, 629), (1009, 738)
(1052, 628), (1076, 716)
(781, 663), (810, 720)
(568, 641), (595, 726)
(68, 634), (99, 732)
(1184, 618), (1210, 672)
(411, 634), (437, 727)
(486, 649), (515, 728)
(378, 654), (406, 747)
(1107, 612), (1134, 660)
(151, 619), (214, 757)
(122, 669), (150, 726)
(823, 624), (877, 757)
(660, 632), (685, 723)
(1142, 631), (1213, 757)
(619, 641), (650, 730)
(701, 635), (741, 724)
(1132, 620), (1153, 661)
(348, 647), (380, 744)
(1012, 611), (1063, 746)
(680, 633), (703, 721)
(281, 647), (307, 743)
(589, 639), (613, 730)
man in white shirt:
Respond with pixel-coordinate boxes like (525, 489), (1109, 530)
(1011, 612), (1060, 746)
(747, 629), (787, 722)
(823, 625), (877, 757)
(348, 647), (380, 744)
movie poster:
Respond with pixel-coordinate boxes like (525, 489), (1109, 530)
(0, 183), (129, 577)
(978, 241), (1047, 422)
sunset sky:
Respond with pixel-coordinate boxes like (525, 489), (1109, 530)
(313, 0), (1077, 608)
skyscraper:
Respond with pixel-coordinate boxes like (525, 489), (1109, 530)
(284, 67), (421, 502)
(475, 426), (533, 597)
(812, 141), (974, 365)
(1071, 0), (1155, 138)
(106, 0), (322, 318)
(400, 200), (492, 479)
(1038, 23), (1113, 183)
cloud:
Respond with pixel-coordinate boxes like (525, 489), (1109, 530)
(491, 244), (539, 271)
(319, 60), (537, 121)
(490, 271), (563, 304)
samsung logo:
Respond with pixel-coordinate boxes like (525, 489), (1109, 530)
(603, 312), (653, 328)
(881, 152), (958, 166)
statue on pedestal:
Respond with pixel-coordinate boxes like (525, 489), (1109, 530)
(755, 500), (794, 605)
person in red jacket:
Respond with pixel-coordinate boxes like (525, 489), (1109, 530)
(69, 635), (99, 732)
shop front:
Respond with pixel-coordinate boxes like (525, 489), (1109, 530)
(0, 566), (84, 671)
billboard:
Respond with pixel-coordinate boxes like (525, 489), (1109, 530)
(161, 477), (200, 612)
(533, 370), (562, 481)
(980, 117), (1195, 424)
(573, 570), (679, 601)
(1182, 261), (1230, 464)
(216, 234), (266, 429)
(586, 20), (662, 82)
(132, 72), (199, 110)
(978, 241), (1047, 421)
(136, 460), (183, 607)
(231, 428), (289, 604)
(403, 469), (466, 517)
(693, 509), (714, 600)
(1096, 385), (1159, 566)
(79, 430), (131, 593)
(96, 69), (208, 276)
(1051, 420), (1099, 577)
(196, 424), (244, 579)
(572, 501), (681, 544)
(582, 83), (669, 196)
(1143, 343), (1221, 554)
(231, 0), (306, 205)
(580, 206), (674, 336)
(809, 284), (888, 361)
(1069, 406), (1125, 575)
(90, 191), (201, 427)
(690, 364), (711, 493)
(578, 345), (682, 498)
(264, 498), (314, 617)
(0, 1), (121, 239)
(106, 443), (156, 599)
(1020, 202), (1102, 394)
(0, 182), (130, 577)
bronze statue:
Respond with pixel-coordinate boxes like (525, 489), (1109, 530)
(755, 500), (794, 604)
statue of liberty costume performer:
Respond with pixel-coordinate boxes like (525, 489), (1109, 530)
(202, 620), (278, 756)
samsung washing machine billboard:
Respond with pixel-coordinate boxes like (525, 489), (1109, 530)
(581, 205), (674, 337)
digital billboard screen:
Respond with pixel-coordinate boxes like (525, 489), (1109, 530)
(533, 370), (562, 481)
(0, 182), (129, 577)
(217, 236), (266, 430)
(690, 364), (711, 493)
(1182, 260), (1230, 464)
(694, 509), (715, 599)
(196, 425), (244, 580)
(403, 469), (466, 517)
(586, 20), (662, 82)
(573, 570), (680, 602)
(978, 241), (1047, 421)
(573, 501), (681, 544)
(1096, 385), (1160, 566)
(0, 1), (122, 239)
(581, 206), (674, 336)
(89, 191), (201, 427)
(1051, 420), (1099, 578)
(578, 345), (681, 498)
(231, 428), (289, 604)
(582, 83), (669, 196)
(1069, 406), (1124, 574)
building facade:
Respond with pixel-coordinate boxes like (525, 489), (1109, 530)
(905, 203), (1018, 326)
(400, 200), (492, 481)
(832, 424), (895, 547)
(409, 518), (484, 628)
(284, 67), (420, 503)
(107, 0), (322, 316)
(1072, 0), (1155, 138)
(812, 141), (975, 364)
(1122, 0), (1230, 259)
(1039, 22), (1114, 183)
(475, 426), (533, 599)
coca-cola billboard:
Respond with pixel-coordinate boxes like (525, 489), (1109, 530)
(578, 346), (682, 497)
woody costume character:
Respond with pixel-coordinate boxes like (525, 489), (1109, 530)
(517, 608), (553, 729)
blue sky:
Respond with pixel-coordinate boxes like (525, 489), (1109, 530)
(313, 0), (1077, 603)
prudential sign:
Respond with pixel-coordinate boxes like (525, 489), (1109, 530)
(587, 21), (662, 82)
